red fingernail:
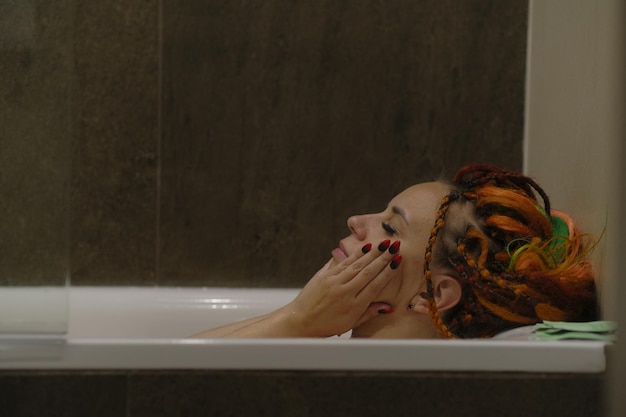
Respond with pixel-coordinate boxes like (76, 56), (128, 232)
(361, 243), (372, 253)
(378, 239), (391, 252)
(389, 240), (401, 254)
(378, 307), (394, 314)
(390, 255), (402, 269)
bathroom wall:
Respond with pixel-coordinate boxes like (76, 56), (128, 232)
(0, 0), (73, 287)
(157, 0), (528, 288)
(524, 1), (625, 416)
(0, 370), (605, 417)
(524, 0), (624, 320)
(1, 0), (529, 288)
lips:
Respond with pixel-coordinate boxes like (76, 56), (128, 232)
(331, 242), (349, 260)
(331, 247), (347, 260)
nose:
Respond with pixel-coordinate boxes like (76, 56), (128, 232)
(347, 214), (368, 241)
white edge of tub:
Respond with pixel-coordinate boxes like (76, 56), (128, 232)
(0, 338), (607, 372)
(0, 286), (609, 372)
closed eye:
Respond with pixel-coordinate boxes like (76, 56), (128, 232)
(382, 222), (397, 235)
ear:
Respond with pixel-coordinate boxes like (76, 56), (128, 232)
(411, 275), (462, 314)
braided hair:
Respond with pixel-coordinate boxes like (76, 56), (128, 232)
(423, 164), (598, 338)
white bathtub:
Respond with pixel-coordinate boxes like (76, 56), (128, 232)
(0, 286), (608, 372)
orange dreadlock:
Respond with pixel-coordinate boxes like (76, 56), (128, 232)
(424, 164), (598, 339)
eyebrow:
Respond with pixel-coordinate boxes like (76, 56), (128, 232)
(392, 206), (409, 225)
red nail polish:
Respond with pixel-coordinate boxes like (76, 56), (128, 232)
(361, 243), (372, 253)
(378, 239), (391, 252)
(389, 240), (401, 254)
(390, 255), (402, 269)
(378, 307), (394, 314)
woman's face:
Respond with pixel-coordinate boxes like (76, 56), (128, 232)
(330, 181), (451, 311)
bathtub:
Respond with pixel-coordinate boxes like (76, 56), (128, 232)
(0, 286), (607, 372)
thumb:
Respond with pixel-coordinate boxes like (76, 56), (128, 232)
(354, 302), (393, 328)
(313, 259), (332, 278)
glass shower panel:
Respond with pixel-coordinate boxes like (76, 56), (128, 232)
(0, 0), (72, 335)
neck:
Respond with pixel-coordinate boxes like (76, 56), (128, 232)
(350, 312), (442, 339)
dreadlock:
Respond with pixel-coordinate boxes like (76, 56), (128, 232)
(423, 164), (598, 338)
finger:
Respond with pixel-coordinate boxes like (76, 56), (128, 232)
(353, 302), (393, 327)
(335, 240), (392, 284)
(344, 240), (400, 288)
(354, 256), (401, 303)
(312, 259), (332, 278)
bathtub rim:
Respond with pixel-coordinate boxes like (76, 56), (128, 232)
(0, 336), (608, 372)
(0, 286), (610, 372)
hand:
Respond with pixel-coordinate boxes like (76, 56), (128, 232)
(281, 240), (402, 337)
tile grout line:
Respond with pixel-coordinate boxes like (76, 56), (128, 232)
(155, 0), (164, 285)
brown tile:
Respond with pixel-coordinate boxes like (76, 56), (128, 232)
(159, 0), (527, 287)
(71, 1), (160, 285)
(0, 371), (127, 417)
(128, 370), (604, 417)
(2, 0), (529, 288)
(0, 2), (74, 286)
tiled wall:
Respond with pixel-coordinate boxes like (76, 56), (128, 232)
(1, 0), (528, 288)
(0, 370), (605, 417)
(0, 1), (73, 286)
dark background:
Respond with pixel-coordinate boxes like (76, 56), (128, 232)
(1, 0), (527, 288)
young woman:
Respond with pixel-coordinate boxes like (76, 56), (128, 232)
(193, 164), (598, 339)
